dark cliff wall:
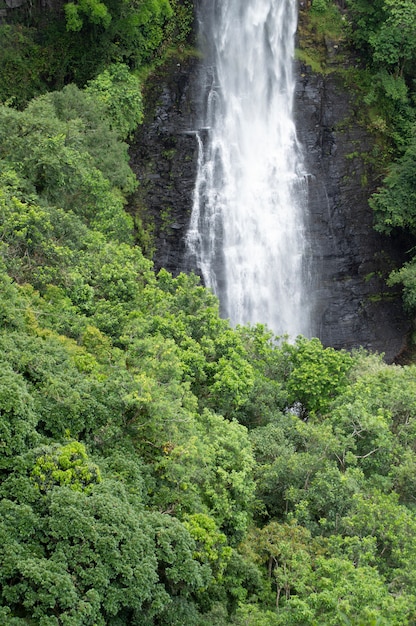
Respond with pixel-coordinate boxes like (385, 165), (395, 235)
(128, 31), (410, 362)
(294, 44), (410, 361)
(129, 57), (200, 275)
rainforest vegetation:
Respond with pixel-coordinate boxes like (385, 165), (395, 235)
(1, 0), (416, 624)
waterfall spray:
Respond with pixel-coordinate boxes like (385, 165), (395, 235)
(187, 0), (311, 337)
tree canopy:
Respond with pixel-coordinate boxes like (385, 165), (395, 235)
(1, 0), (416, 623)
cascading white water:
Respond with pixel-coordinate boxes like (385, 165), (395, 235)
(187, 0), (311, 337)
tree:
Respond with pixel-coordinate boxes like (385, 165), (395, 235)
(62, 0), (174, 70)
(0, 363), (39, 468)
(0, 458), (210, 624)
(0, 89), (137, 241)
(245, 521), (313, 609)
(346, 0), (386, 52)
(30, 441), (102, 493)
(370, 131), (416, 235)
(279, 336), (354, 418)
(369, 0), (416, 77)
(129, 270), (255, 419)
(0, 25), (48, 107)
(342, 489), (416, 617)
(154, 409), (256, 544)
(85, 63), (143, 139)
(65, 0), (112, 32)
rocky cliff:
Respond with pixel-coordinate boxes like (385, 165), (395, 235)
(129, 20), (410, 362)
(294, 55), (410, 361)
(129, 56), (201, 274)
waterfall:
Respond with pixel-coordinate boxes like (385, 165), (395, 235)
(186, 0), (312, 338)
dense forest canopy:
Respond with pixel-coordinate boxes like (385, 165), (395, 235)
(1, 0), (416, 624)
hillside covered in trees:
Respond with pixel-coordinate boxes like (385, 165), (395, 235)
(1, 0), (416, 624)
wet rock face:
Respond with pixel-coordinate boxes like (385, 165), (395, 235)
(129, 57), (201, 275)
(129, 53), (410, 362)
(294, 63), (410, 360)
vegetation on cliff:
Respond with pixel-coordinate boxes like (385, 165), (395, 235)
(346, 0), (416, 341)
(301, 0), (416, 324)
(0, 0), (416, 624)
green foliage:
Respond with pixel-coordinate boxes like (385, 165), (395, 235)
(345, 0), (416, 202)
(0, 483), (158, 623)
(388, 261), (416, 312)
(0, 363), (39, 468)
(245, 521), (313, 608)
(250, 414), (362, 530)
(1, 208), (416, 623)
(165, 0), (195, 50)
(59, 0), (179, 85)
(64, 0), (112, 32)
(0, 447), (211, 623)
(368, 0), (416, 77)
(153, 408), (256, 544)
(1, 9), (416, 622)
(128, 270), (255, 419)
(0, 25), (48, 107)
(0, 88), (155, 327)
(240, 517), (411, 625)
(41, 84), (137, 192)
(86, 63), (143, 139)
(280, 336), (354, 417)
(0, 0), (195, 105)
(311, 0), (330, 14)
(347, 0), (416, 317)
(0, 87), (136, 205)
(31, 441), (102, 493)
(346, 0), (390, 53)
(306, 0), (345, 40)
(369, 128), (416, 312)
(370, 131), (416, 234)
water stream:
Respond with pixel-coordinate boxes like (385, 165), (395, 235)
(186, 0), (312, 337)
